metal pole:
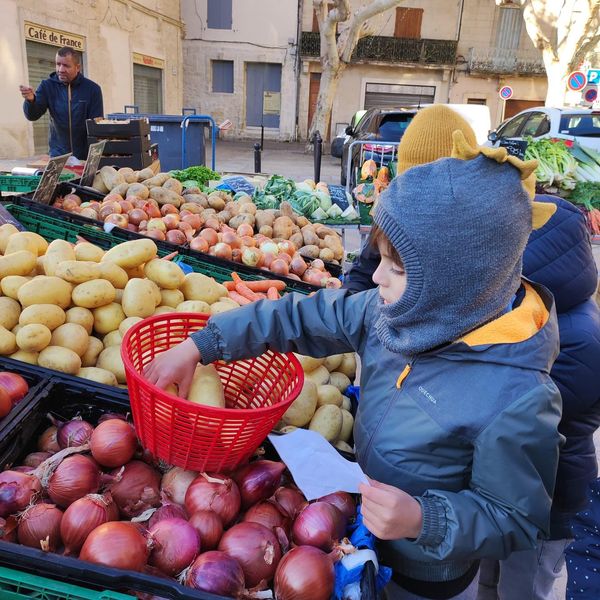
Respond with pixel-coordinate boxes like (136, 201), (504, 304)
(260, 125), (264, 151)
(254, 143), (262, 173)
(313, 130), (322, 183)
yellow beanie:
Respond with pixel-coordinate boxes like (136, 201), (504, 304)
(397, 105), (478, 174)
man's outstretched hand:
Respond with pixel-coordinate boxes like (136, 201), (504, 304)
(19, 85), (35, 101)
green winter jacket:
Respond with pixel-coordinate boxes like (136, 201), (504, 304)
(191, 280), (562, 583)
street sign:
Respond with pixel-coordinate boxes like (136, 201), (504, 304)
(584, 87), (598, 103)
(499, 85), (513, 100)
(568, 70), (587, 91)
(587, 69), (600, 85)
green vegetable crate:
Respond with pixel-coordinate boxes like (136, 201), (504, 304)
(358, 201), (374, 225)
(0, 172), (75, 193)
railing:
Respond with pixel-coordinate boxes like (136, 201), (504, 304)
(467, 46), (545, 75)
(300, 32), (457, 66)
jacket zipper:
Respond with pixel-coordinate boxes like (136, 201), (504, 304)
(67, 84), (73, 153)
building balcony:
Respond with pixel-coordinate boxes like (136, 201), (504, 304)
(467, 46), (545, 75)
(299, 31), (457, 66)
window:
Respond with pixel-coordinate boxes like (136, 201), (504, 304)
(394, 7), (423, 39)
(559, 114), (600, 137)
(467, 98), (487, 105)
(133, 64), (163, 114)
(212, 60), (234, 93)
(497, 113), (528, 138)
(495, 7), (523, 49)
(208, 0), (232, 30)
(520, 112), (550, 137)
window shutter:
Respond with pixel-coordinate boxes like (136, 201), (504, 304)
(212, 61), (234, 93)
(208, 0), (232, 29)
(394, 7), (423, 39)
(133, 64), (163, 114)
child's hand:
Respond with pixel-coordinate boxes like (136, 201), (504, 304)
(359, 479), (423, 540)
(143, 337), (200, 399)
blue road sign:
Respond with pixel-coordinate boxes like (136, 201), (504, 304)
(499, 85), (513, 100)
(568, 71), (587, 91)
(587, 69), (600, 85)
(584, 87), (598, 103)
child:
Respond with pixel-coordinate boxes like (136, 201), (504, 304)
(144, 134), (562, 600)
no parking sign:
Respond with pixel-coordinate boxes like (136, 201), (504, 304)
(499, 86), (513, 100)
(568, 71), (587, 91)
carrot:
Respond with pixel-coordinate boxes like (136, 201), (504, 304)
(267, 287), (280, 300)
(162, 251), (179, 261)
(228, 290), (252, 305)
(242, 280), (286, 292)
(231, 272), (243, 285)
(235, 282), (264, 302)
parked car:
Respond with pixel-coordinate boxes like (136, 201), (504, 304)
(487, 107), (600, 151)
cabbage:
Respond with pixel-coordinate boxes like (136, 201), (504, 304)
(310, 207), (328, 221)
(315, 190), (332, 211)
(295, 181), (314, 194)
(327, 204), (343, 218)
(341, 206), (359, 221)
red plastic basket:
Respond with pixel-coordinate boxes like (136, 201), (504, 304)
(121, 313), (304, 472)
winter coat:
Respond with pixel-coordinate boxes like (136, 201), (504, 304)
(23, 72), (103, 159)
(191, 281), (562, 585)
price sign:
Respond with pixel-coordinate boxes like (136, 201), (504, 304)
(215, 176), (256, 195)
(32, 153), (71, 205)
(499, 139), (528, 160)
(80, 140), (106, 187)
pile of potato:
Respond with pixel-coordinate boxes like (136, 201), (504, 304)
(0, 225), (240, 388)
(275, 353), (357, 452)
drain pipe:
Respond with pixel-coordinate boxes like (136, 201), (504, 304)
(293, 0), (304, 141)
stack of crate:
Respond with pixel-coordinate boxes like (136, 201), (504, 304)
(86, 118), (154, 169)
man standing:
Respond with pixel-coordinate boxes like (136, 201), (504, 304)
(19, 46), (103, 159)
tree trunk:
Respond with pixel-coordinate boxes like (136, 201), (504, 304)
(542, 51), (568, 107)
(308, 64), (344, 144)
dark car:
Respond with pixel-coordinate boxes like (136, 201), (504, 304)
(334, 107), (418, 186)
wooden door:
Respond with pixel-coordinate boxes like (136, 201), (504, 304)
(504, 99), (543, 119)
(395, 7), (423, 39)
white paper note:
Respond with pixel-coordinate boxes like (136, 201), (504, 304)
(268, 429), (369, 500)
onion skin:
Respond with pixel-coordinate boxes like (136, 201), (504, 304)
(271, 486), (307, 519)
(0, 516), (18, 542)
(291, 501), (346, 551)
(188, 509), (223, 551)
(109, 460), (161, 518)
(318, 491), (356, 521)
(185, 473), (241, 528)
(38, 426), (60, 453)
(17, 503), (63, 552)
(0, 372), (29, 404)
(80, 522), (150, 572)
(274, 545), (335, 600)
(234, 460), (286, 509)
(149, 517), (200, 576)
(56, 418), (94, 449)
(147, 501), (187, 529)
(23, 452), (52, 468)
(243, 500), (290, 535)
(218, 521), (282, 587)
(185, 551), (245, 597)
(90, 419), (138, 468)
(48, 455), (100, 508)
(160, 467), (197, 506)
(0, 470), (42, 517)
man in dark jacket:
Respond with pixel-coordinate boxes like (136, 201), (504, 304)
(19, 46), (103, 159)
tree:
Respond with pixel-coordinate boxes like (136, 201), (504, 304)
(520, 0), (600, 106)
(308, 0), (405, 143)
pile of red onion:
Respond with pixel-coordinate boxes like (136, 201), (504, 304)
(0, 412), (357, 599)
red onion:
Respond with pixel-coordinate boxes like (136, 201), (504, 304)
(17, 503), (63, 552)
(234, 460), (286, 508)
(109, 460), (161, 518)
(13, 466), (34, 473)
(160, 467), (197, 506)
(185, 551), (245, 597)
(185, 473), (241, 528)
(188, 509), (223, 551)
(147, 500), (187, 529)
(54, 417), (94, 449)
(318, 491), (356, 521)
(292, 502), (346, 551)
(271, 486), (307, 519)
(218, 521), (282, 587)
(38, 426), (60, 453)
(97, 412), (128, 424)
(0, 372), (29, 404)
(274, 545), (336, 600)
(80, 521), (150, 572)
(90, 419), (138, 468)
(0, 516), (18, 542)
(243, 500), (290, 535)
(61, 493), (119, 556)
(149, 517), (200, 576)
(23, 452), (53, 468)
(48, 455), (100, 508)
(0, 470), (42, 517)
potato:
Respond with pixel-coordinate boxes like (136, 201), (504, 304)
(187, 364), (225, 407)
(98, 262), (129, 289)
(181, 273), (228, 304)
(11, 324), (23, 336)
(99, 166), (124, 190)
(144, 259), (185, 290)
(5, 232), (47, 256)
(210, 301), (237, 315)
(298, 245), (320, 259)
(337, 353), (357, 379)
(304, 365), (330, 386)
(162, 178), (183, 195)
(341, 395), (352, 412)
(122, 279), (157, 318)
(0, 297), (21, 330)
(103, 330), (123, 347)
(114, 288), (124, 303)
(334, 440), (353, 453)
(16, 323), (51, 352)
(0, 250), (37, 278)
(72, 279), (116, 309)
(66, 307), (94, 334)
(316, 384), (343, 407)
(44, 240), (76, 276)
(77, 367), (118, 387)
(338, 409), (354, 443)
(18, 276), (72, 309)
(38, 346), (81, 374)
(81, 336), (104, 367)
(101, 239), (157, 269)
(50, 323), (90, 356)
(35, 256), (46, 275)
(0, 326), (17, 355)
(154, 306), (174, 315)
(19, 304), (66, 330)
(0, 223), (19, 253)
(55, 260), (101, 284)
(294, 354), (326, 373)
(176, 300), (211, 314)
(136, 168), (154, 182)
(124, 265), (146, 280)
(148, 280), (161, 306)
(328, 371), (352, 393)
(75, 242), (105, 262)
(323, 354), (344, 372)
(282, 380), (318, 427)
(118, 167), (137, 184)
(9, 350), (38, 365)
(308, 405), (342, 442)
(142, 173), (170, 187)
(92, 172), (108, 193)
(149, 187), (182, 207)
(1, 275), (31, 300)
(126, 183), (149, 199)
(160, 289), (184, 308)
(96, 345), (126, 383)
(92, 303), (125, 336)
(119, 316), (143, 336)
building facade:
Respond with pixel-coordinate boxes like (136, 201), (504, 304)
(1, 0), (184, 158)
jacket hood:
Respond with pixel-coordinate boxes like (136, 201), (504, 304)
(524, 195), (598, 313)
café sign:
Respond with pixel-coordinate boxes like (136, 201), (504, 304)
(24, 22), (85, 51)
(133, 53), (164, 69)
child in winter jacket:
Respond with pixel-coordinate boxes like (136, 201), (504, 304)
(144, 134), (563, 600)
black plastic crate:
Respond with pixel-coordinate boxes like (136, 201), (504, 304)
(99, 154), (152, 170)
(87, 136), (151, 155)
(86, 118), (150, 138)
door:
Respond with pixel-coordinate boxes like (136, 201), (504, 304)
(133, 64), (163, 114)
(504, 99), (542, 119)
(245, 63), (282, 128)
